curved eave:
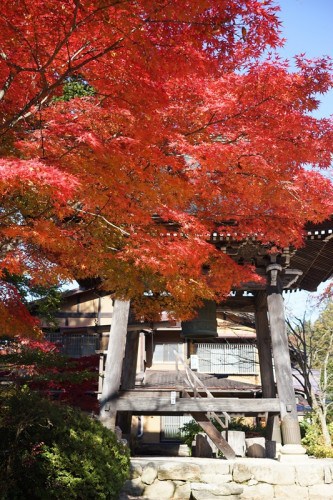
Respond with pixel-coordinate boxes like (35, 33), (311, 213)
(290, 231), (333, 291)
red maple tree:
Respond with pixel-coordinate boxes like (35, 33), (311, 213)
(0, 1), (333, 333)
(0, 338), (99, 412)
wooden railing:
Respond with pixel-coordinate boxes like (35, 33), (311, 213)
(174, 350), (230, 429)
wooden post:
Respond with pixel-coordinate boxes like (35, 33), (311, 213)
(266, 260), (302, 447)
(116, 330), (140, 436)
(254, 291), (280, 442)
(120, 330), (140, 390)
(99, 299), (130, 429)
(255, 291), (276, 399)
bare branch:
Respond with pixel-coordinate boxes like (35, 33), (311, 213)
(76, 208), (130, 236)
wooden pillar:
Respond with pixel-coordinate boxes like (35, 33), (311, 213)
(120, 330), (140, 390)
(99, 299), (130, 429)
(254, 291), (280, 442)
(266, 261), (302, 447)
(116, 330), (140, 436)
(255, 291), (276, 399)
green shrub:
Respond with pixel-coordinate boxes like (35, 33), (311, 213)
(0, 387), (130, 499)
(300, 416), (333, 458)
(179, 419), (202, 450)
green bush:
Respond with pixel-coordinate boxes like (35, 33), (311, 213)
(0, 387), (130, 499)
(300, 417), (333, 458)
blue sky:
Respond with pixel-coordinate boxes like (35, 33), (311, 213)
(278, 0), (333, 59)
(275, 0), (333, 318)
(277, 0), (333, 118)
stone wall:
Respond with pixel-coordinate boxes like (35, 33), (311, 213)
(120, 456), (333, 499)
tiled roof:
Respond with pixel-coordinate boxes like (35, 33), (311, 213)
(142, 370), (260, 392)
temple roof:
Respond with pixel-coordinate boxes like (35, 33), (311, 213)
(141, 370), (261, 394)
(212, 218), (333, 293)
(290, 220), (333, 291)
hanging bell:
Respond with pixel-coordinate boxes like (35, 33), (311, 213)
(181, 300), (218, 338)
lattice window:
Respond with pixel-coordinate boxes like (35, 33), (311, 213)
(196, 343), (258, 374)
(161, 415), (194, 441)
(45, 332), (99, 357)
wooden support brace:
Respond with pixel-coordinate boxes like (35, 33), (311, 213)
(191, 412), (236, 460)
(182, 389), (236, 459)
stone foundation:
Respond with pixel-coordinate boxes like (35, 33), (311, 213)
(120, 456), (333, 499)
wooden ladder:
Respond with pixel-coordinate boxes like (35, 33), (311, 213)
(174, 352), (236, 460)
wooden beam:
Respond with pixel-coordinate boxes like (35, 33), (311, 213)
(218, 295), (255, 312)
(108, 396), (280, 414)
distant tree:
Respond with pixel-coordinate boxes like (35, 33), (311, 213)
(0, 337), (99, 413)
(287, 300), (333, 447)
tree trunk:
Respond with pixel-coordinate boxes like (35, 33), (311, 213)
(311, 388), (332, 447)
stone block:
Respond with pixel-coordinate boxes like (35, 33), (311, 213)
(141, 462), (158, 485)
(190, 482), (221, 493)
(265, 440), (277, 459)
(195, 433), (214, 458)
(278, 453), (309, 463)
(118, 493), (149, 500)
(233, 460), (295, 485)
(198, 460), (230, 475)
(253, 462), (295, 485)
(240, 483), (274, 499)
(192, 492), (241, 500)
(130, 462), (143, 479)
(121, 478), (145, 496)
(308, 483), (333, 499)
(222, 431), (246, 457)
(178, 444), (191, 456)
(191, 481), (243, 496)
(324, 465), (332, 484)
(173, 482), (191, 499)
(144, 479), (175, 499)
(278, 443), (308, 462)
(219, 483), (244, 496)
(245, 437), (266, 458)
(191, 492), (240, 500)
(295, 463), (324, 486)
(232, 463), (253, 483)
(274, 485), (309, 499)
(157, 462), (201, 481)
(201, 473), (233, 484)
